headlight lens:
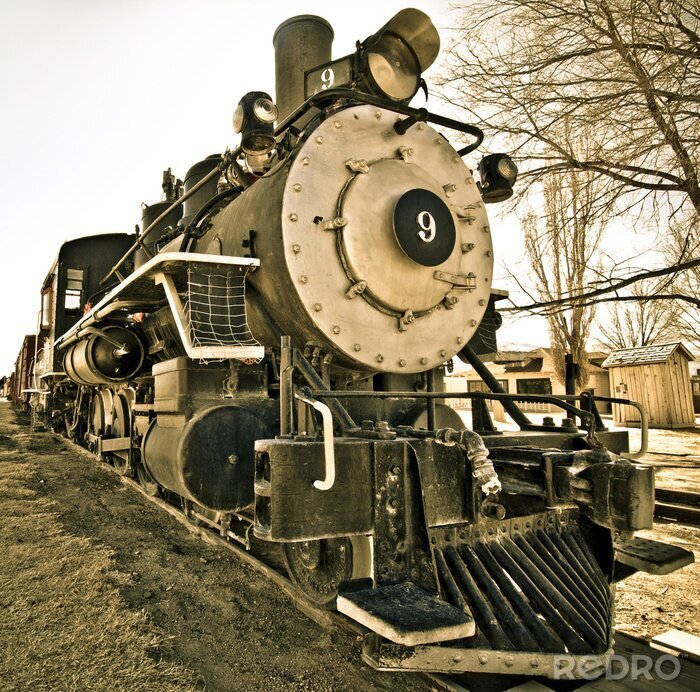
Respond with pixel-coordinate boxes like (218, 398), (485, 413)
(497, 157), (518, 181)
(232, 104), (244, 133)
(367, 36), (419, 101)
(253, 98), (278, 124)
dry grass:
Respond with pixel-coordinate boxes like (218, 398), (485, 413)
(0, 450), (198, 692)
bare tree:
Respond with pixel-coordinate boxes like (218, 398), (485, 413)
(593, 280), (680, 349)
(441, 0), (700, 221)
(663, 218), (700, 346)
(523, 169), (606, 387)
(440, 0), (700, 315)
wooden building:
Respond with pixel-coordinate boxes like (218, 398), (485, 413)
(445, 348), (611, 413)
(602, 342), (695, 429)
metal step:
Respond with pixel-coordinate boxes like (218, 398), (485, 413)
(614, 536), (694, 575)
(337, 581), (475, 646)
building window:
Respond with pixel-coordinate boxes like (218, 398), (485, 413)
(64, 268), (84, 314)
(467, 379), (509, 410)
(516, 378), (552, 395)
(467, 379), (509, 393)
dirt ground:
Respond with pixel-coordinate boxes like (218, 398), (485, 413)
(0, 402), (423, 692)
(2, 401), (700, 690)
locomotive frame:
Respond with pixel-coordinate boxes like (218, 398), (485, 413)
(13, 8), (694, 680)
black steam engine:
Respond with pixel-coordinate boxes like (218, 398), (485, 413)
(23, 9), (693, 679)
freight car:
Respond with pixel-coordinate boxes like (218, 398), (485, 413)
(9, 333), (41, 410)
(17, 8), (693, 680)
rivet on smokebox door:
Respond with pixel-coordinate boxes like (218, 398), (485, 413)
(292, 244), (301, 254)
(301, 157), (311, 166)
(299, 275), (308, 284)
(376, 354), (384, 363)
(398, 358), (407, 367)
(470, 320), (478, 327)
(289, 213), (298, 222)
(313, 303), (322, 311)
(374, 111), (382, 119)
(420, 357), (428, 365)
(479, 299), (485, 306)
(293, 183), (302, 192)
(353, 343), (361, 352)
(440, 350), (447, 357)
(315, 135), (324, 144)
(333, 120), (342, 129)
(332, 325), (341, 334)
(417, 122), (425, 131)
(457, 336), (464, 344)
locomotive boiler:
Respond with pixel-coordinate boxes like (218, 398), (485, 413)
(26, 8), (693, 679)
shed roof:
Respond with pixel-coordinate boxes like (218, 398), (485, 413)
(601, 342), (695, 368)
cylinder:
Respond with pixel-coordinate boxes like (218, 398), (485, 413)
(273, 15), (334, 120)
(181, 155), (222, 228)
(62, 326), (144, 386)
(142, 404), (272, 511)
(135, 200), (184, 269)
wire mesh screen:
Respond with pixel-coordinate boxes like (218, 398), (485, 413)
(185, 266), (261, 361)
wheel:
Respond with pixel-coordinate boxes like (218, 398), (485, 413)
(89, 389), (113, 438)
(110, 390), (133, 476)
(136, 464), (160, 497)
(283, 536), (372, 608)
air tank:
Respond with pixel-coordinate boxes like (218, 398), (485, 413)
(141, 404), (273, 511)
(62, 326), (145, 386)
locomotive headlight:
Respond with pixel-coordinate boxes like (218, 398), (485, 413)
(304, 10), (439, 102)
(232, 91), (278, 156)
(478, 154), (518, 203)
(359, 9), (439, 102)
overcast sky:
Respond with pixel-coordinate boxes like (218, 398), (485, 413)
(0, 0), (549, 374)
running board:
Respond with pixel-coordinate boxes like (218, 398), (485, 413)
(337, 580), (475, 646)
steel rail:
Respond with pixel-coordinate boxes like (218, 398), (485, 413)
(60, 434), (462, 691)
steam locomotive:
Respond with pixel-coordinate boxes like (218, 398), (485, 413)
(17, 9), (693, 679)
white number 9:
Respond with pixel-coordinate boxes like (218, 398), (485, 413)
(416, 211), (437, 243)
(320, 68), (335, 91)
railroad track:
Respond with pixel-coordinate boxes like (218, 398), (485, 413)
(62, 436), (461, 691)
(59, 435), (700, 691)
(655, 489), (700, 526)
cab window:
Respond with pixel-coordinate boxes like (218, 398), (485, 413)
(64, 268), (84, 314)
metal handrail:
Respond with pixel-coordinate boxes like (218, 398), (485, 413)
(310, 389), (648, 459)
(276, 87), (484, 155)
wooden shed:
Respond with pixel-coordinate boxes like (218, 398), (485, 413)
(602, 342), (695, 429)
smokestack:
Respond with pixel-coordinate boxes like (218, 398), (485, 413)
(273, 15), (334, 121)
